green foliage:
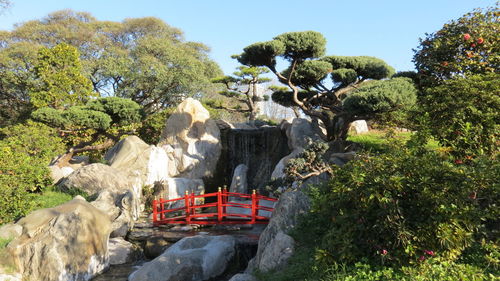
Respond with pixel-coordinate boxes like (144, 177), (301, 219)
(1, 10), (222, 113)
(86, 97), (143, 125)
(234, 40), (285, 67)
(284, 141), (331, 186)
(0, 121), (65, 224)
(30, 43), (96, 109)
(322, 56), (395, 81)
(0, 42), (40, 126)
(282, 60), (331, 88)
(302, 146), (498, 266)
(28, 190), (73, 211)
(274, 31), (327, 61)
(413, 4), (499, 86)
(331, 68), (358, 85)
(211, 65), (270, 120)
(236, 31), (409, 142)
(420, 73), (499, 157)
(343, 78), (417, 116)
(137, 108), (175, 144)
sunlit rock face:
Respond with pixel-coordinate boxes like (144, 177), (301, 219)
(6, 197), (111, 281)
(129, 235), (236, 281)
(158, 98), (221, 180)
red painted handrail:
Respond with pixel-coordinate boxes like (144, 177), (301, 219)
(152, 188), (277, 226)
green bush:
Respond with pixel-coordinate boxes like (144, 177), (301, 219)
(0, 121), (64, 223)
(300, 145), (498, 266)
(420, 73), (499, 158)
(137, 108), (174, 144)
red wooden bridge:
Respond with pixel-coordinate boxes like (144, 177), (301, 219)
(152, 188), (277, 226)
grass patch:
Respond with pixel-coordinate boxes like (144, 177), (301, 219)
(348, 131), (440, 153)
(28, 189), (73, 211)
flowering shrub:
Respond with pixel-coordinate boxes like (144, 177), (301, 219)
(299, 144), (498, 266)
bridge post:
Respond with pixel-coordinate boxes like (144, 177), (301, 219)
(222, 187), (227, 214)
(251, 189), (256, 224)
(217, 187), (223, 223)
(153, 199), (157, 225)
(185, 191), (191, 224)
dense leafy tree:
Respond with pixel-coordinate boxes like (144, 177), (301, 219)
(413, 4), (499, 87)
(234, 31), (417, 145)
(211, 66), (270, 120)
(420, 73), (499, 158)
(0, 10), (222, 115)
(0, 121), (65, 223)
(0, 42), (40, 126)
(32, 97), (143, 166)
(30, 43), (95, 109)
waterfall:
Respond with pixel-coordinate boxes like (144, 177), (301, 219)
(209, 126), (290, 192)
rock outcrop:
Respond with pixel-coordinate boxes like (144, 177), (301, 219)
(129, 235), (235, 281)
(5, 197), (111, 281)
(229, 164), (249, 195)
(286, 118), (323, 150)
(59, 163), (130, 196)
(158, 98), (221, 179)
(247, 191), (310, 273)
(105, 136), (169, 187)
(108, 237), (142, 265)
(91, 189), (140, 238)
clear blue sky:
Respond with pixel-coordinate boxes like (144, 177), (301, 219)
(0, 0), (496, 75)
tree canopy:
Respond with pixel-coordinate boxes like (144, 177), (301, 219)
(234, 31), (416, 143)
(413, 4), (499, 87)
(31, 97), (143, 166)
(0, 10), (222, 123)
(211, 66), (270, 120)
(30, 43), (95, 109)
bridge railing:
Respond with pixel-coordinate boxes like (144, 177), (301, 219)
(152, 188), (277, 226)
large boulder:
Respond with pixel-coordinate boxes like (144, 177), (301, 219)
(91, 190), (140, 238)
(158, 98), (221, 179)
(349, 120), (369, 135)
(286, 118), (323, 150)
(108, 237), (142, 265)
(104, 136), (169, 187)
(5, 197), (111, 281)
(229, 164), (249, 195)
(129, 235), (235, 281)
(59, 163), (130, 196)
(247, 191), (310, 273)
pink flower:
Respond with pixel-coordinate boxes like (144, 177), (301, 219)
(424, 250), (435, 256)
(381, 249), (388, 255)
(463, 33), (471, 41)
(419, 255), (426, 261)
(477, 37), (484, 44)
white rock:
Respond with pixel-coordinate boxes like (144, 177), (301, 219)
(108, 237), (141, 265)
(229, 164), (249, 196)
(6, 197), (111, 281)
(349, 120), (369, 135)
(158, 98), (221, 179)
(129, 235), (235, 281)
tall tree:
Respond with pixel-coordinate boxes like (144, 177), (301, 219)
(234, 31), (417, 145)
(413, 3), (499, 88)
(0, 10), (222, 116)
(211, 66), (270, 120)
(30, 43), (95, 109)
